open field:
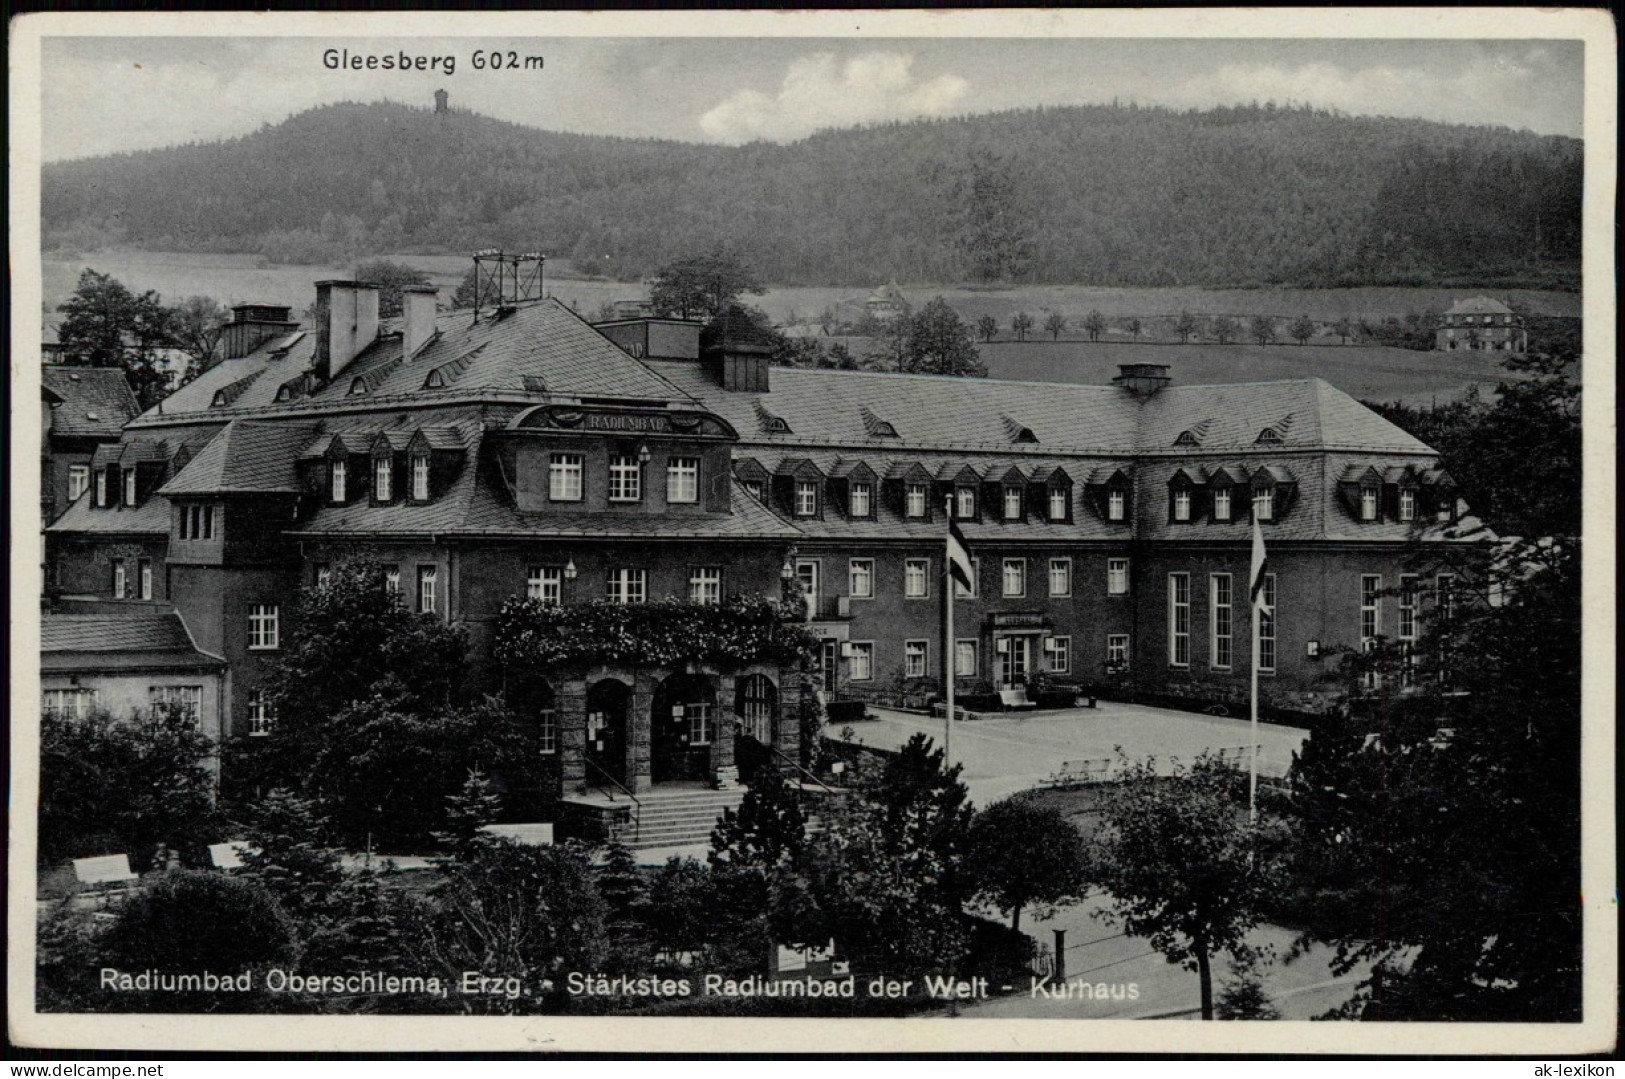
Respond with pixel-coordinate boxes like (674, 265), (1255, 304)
(41, 250), (1582, 326)
(981, 339), (1510, 406)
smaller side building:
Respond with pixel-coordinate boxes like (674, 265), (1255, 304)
(41, 612), (229, 768)
(41, 366), (141, 525)
(1436, 297), (1527, 353)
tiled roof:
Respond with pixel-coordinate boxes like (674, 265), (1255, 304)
(159, 420), (318, 495)
(1444, 296), (1514, 315)
(42, 367), (140, 439)
(40, 613), (224, 672)
(46, 490), (172, 534)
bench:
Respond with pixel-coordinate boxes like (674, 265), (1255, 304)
(73, 854), (138, 903)
(479, 822), (555, 847)
(929, 702), (985, 722)
(998, 686), (1039, 711)
(1045, 758), (1113, 788)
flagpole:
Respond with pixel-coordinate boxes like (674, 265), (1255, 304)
(944, 499), (954, 767)
(1250, 583), (1259, 826)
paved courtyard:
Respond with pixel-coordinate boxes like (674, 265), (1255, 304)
(835, 701), (1310, 808)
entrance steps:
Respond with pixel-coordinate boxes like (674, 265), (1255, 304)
(565, 787), (747, 851)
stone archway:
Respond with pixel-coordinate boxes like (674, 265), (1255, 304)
(650, 672), (719, 785)
(733, 673), (779, 782)
(584, 678), (633, 789)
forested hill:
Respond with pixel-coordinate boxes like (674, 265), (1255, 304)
(43, 100), (1582, 289)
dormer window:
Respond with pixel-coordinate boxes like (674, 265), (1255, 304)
(849, 482), (872, 518)
(955, 486), (976, 520)
(424, 369), (445, 390)
(123, 468), (138, 506)
(906, 483), (929, 518)
(1399, 487), (1417, 522)
(1253, 487), (1275, 522)
(349, 377), (368, 396)
(330, 459), (348, 504)
(96, 469), (108, 508)
(276, 386), (293, 402)
(374, 456), (393, 502)
(744, 480), (763, 502)
(411, 453), (430, 501)
(1108, 489), (1126, 521)
(1048, 487), (1068, 521)
(1213, 487), (1232, 521)
(795, 480), (819, 518)
(1171, 488), (1192, 522)
(768, 416), (792, 434)
(1360, 485), (1379, 521)
(1174, 430), (1200, 447)
(1436, 492), (1454, 523)
(1256, 428), (1283, 445)
(1003, 487), (1023, 521)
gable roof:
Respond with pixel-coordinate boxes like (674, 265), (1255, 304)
(42, 367), (140, 438)
(1444, 296), (1514, 315)
(160, 420), (318, 495)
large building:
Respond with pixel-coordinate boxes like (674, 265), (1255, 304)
(1436, 296), (1527, 353)
(44, 278), (1473, 804)
(41, 366), (140, 526)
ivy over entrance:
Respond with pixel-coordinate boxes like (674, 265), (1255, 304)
(493, 595), (816, 671)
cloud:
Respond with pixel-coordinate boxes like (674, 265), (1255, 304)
(699, 51), (968, 143)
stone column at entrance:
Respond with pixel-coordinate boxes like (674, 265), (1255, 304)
(712, 672), (738, 788)
(629, 672), (654, 794)
(560, 677), (588, 794)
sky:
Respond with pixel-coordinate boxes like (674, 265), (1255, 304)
(39, 35), (1585, 161)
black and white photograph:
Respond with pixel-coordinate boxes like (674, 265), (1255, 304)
(8, 8), (1615, 1056)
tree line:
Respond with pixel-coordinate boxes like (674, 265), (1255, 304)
(44, 99), (1581, 289)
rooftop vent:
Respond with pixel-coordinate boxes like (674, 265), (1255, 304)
(1112, 363), (1172, 397)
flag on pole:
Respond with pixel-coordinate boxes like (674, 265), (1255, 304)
(947, 517), (975, 592)
(1249, 518), (1270, 607)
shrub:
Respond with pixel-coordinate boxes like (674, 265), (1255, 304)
(100, 870), (297, 975)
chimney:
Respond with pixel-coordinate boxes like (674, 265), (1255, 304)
(313, 280), (380, 381)
(1112, 363), (1172, 397)
(222, 303), (297, 360)
(701, 308), (773, 393)
(402, 286), (439, 359)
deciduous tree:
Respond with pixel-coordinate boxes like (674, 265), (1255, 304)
(1044, 312), (1068, 341)
(648, 248), (765, 321)
(976, 315), (999, 342)
(166, 296), (229, 382)
(1172, 311), (1199, 344)
(55, 269), (174, 407)
(1011, 311), (1034, 342)
(1249, 315), (1277, 346)
(353, 259), (433, 319)
(900, 298), (987, 378)
(1082, 310), (1107, 341)
(966, 796), (1090, 931)
(1289, 315), (1317, 345)
(1212, 315), (1239, 344)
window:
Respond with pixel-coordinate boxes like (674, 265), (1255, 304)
(740, 675), (776, 742)
(906, 484), (928, 518)
(1048, 557), (1072, 597)
(315, 563), (332, 588)
(1107, 634), (1130, 670)
(1398, 574), (1419, 686)
(248, 604), (280, 650)
(112, 558), (127, 599)
(1436, 573), (1456, 683)
(42, 688), (97, 719)
(549, 453), (584, 501)
(689, 567), (722, 606)
(667, 457), (700, 503)
(1000, 558), (1027, 597)
(1046, 635), (1071, 675)
(608, 455), (642, 502)
(1399, 488), (1416, 522)
(954, 557), (980, 599)
(1168, 573), (1191, 667)
(537, 704), (558, 754)
(1172, 488), (1192, 521)
(1258, 574), (1277, 673)
(849, 482), (872, 518)
(527, 566), (563, 604)
(330, 459), (347, 503)
(68, 465), (90, 502)
(1360, 486), (1379, 521)
(904, 558), (929, 599)
(1048, 487), (1068, 521)
(96, 469), (108, 507)
(1003, 487), (1023, 520)
(1253, 488), (1274, 522)
(795, 560), (820, 616)
(418, 566), (438, 615)
(955, 640), (978, 677)
(848, 641), (874, 681)
(1436, 492), (1454, 523)
(374, 456), (393, 501)
(955, 486), (976, 520)
(202, 505), (215, 540)
(744, 480), (763, 502)
(688, 702), (715, 747)
(1213, 487), (1232, 521)
(411, 454), (430, 500)
(148, 685), (203, 724)
(138, 559), (152, 601)
(1210, 574), (1233, 670)
(248, 690), (275, 737)
(1360, 574), (1382, 647)
(606, 567), (647, 605)
(123, 468), (137, 506)
(849, 558), (874, 599)
(904, 640), (929, 679)
(795, 480), (819, 517)
(1108, 558), (1130, 596)
(385, 565), (402, 597)
(1108, 489), (1126, 521)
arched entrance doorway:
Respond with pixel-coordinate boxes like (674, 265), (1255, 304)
(585, 678), (632, 789)
(651, 673), (718, 785)
(734, 674), (779, 782)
